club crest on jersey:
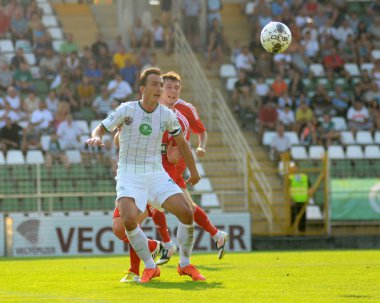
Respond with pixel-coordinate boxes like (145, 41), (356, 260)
(139, 123), (152, 136)
(124, 116), (133, 125)
(142, 115), (151, 122)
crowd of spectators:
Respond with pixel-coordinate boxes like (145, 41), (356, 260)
(230, 0), (380, 159)
(0, 0), (175, 170)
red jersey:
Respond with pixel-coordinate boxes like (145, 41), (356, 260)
(162, 99), (206, 187)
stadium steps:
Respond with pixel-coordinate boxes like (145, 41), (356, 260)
(53, 3), (98, 49)
(221, 3), (251, 44)
(90, 4), (119, 45)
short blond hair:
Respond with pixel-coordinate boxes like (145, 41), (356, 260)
(162, 71), (181, 83)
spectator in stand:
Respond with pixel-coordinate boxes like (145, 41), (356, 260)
(0, 116), (22, 154)
(236, 46), (255, 76)
(30, 100), (54, 134)
(182, 0), (201, 51)
(207, 0), (223, 28)
(339, 34), (356, 63)
(295, 101), (314, 133)
(301, 30), (319, 62)
(39, 48), (60, 80)
(317, 114), (340, 146)
(323, 47), (346, 77)
(0, 101), (21, 128)
(347, 100), (372, 132)
(163, 22), (175, 55)
(129, 17), (150, 49)
(26, 1), (43, 20)
(258, 101), (278, 139)
(270, 123), (291, 161)
(359, 70), (372, 92)
(34, 34), (53, 61)
(368, 99), (380, 131)
(288, 71), (304, 99)
(79, 46), (93, 71)
(318, 18), (337, 45)
(151, 18), (165, 49)
(373, 60), (380, 89)
(0, 8), (10, 38)
(311, 84), (335, 118)
(76, 75), (95, 108)
(356, 33), (372, 66)
(300, 120), (317, 145)
(120, 57), (138, 89)
(278, 104), (295, 131)
(232, 70), (254, 113)
(331, 85), (350, 116)
(45, 132), (70, 174)
(91, 33), (109, 59)
(53, 101), (70, 129)
(11, 47), (28, 71)
(271, 0), (288, 17)
(21, 123), (41, 153)
(5, 0), (23, 19)
(109, 35), (126, 55)
(255, 77), (269, 99)
(367, 16), (380, 49)
(113, 46), (135, 71)
(365, 81), (380, 105)
(22, 90), (40, 119)
(4, 86), (22, 112)
(10, 9), (31, 44)
(45, 90), (59, 115)
(59, 33), (79, 56)
(56, 114), (82, 150)
(206, 17), (227, 69)
(135, 46), (153, 70)
(65, 50), (80, 76)
(92, 86), (113, 119)
(0, 63), (14, 92)
(30, 17), (50, 45)
(254, 52), (271, 78)
(13, 62), (33, 92)
(160, 0), (172, 27)
(278, 91), (293, 110)
(289, 43), (309, 75)
(84, 60), (103, 86)
(271, 75), (288, 98)
(273, 52), (292, 78)
(97, 46), (113, 79)
(107, 73), (132, 103)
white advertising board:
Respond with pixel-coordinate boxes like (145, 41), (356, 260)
(10, 213), (251, 257)
(0, 215), (4, 256)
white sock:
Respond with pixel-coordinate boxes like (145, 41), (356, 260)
(212, 230), (221, 242)
(177, 221), (194, 267)
(163, 240), (173, 250)
(126, 226), (156, 269)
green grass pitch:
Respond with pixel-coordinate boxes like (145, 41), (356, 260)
(1, 250), (379, 303)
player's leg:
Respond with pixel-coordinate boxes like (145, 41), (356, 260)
(113, 205), (162, 282)
(149, 172), (205, 281)
(150, 207), (177, 265)
(182, 188), (229, 260)
(117, 196), (160, 283)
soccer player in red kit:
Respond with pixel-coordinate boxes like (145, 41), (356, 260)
(113, 71), (228, 282)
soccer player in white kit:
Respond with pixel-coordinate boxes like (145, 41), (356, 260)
(86, 68), (205, 283)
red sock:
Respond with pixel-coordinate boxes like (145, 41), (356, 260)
(194, 205), (218, 237)
(148, 239), (158, 252)
(152, 210), (171, 243)
(128, 244), (140, 276)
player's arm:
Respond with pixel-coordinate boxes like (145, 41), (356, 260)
(167, 140), (180, 164)
(196, 130), (208, 158)
(86, 124), (106, 147)
(173, 132), (200, 185)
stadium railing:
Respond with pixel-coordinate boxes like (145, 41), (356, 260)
(173, 22), (273, 220)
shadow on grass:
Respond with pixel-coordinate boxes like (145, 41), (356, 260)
(163, 264), (235, 272)
(137, 281), (223, 290)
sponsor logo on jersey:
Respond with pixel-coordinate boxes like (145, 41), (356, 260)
(124, 116), (133, 125)
(142, 115), (151, 122)
(139, 124), (152, 135)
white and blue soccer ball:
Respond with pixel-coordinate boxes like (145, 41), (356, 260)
(260, 21), (292, 54)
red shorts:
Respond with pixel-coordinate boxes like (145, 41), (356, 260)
(113, 204), (154, 219)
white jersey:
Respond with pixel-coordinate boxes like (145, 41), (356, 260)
(101, 101), (181, 174)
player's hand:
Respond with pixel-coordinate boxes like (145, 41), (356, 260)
(195, 147), (206, 158)
(185, 173), (201, 186)
(85, 137), (104, 147)
(167, 140), (181, 164)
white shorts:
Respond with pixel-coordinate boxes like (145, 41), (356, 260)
(116, 172), (182, 212)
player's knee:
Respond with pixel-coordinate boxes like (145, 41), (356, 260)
(122, 215), (138, 231)
(112, 218), (125, 240)
(179, 203), (194, 225)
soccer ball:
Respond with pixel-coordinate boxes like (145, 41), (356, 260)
(260, 21), (292, 54)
